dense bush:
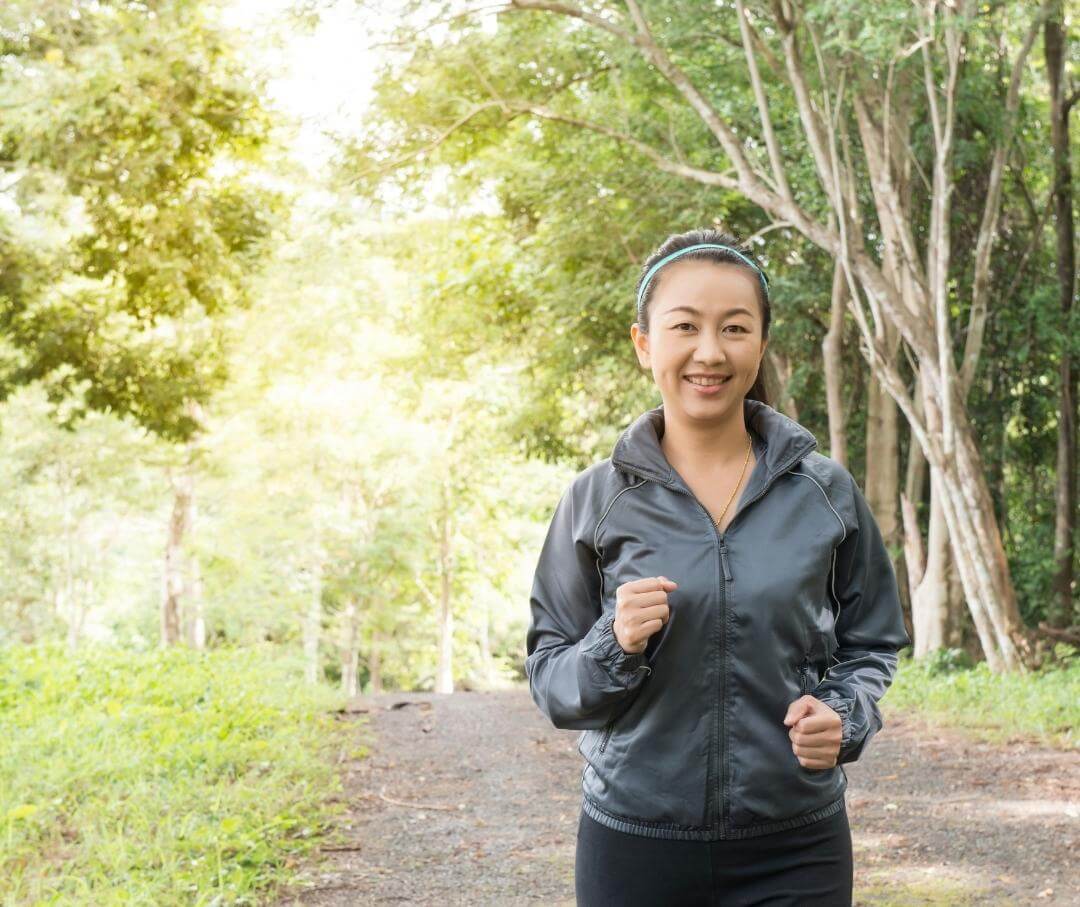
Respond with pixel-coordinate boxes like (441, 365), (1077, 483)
(0, 642), (360, 905)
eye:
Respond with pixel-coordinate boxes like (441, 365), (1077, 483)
(725, 325), (748, 333)
(673, 323), (696, 332)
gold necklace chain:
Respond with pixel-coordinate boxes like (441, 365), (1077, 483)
(714, 432), (754, 529)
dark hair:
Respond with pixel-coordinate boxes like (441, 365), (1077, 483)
(634, 228), (772, 405)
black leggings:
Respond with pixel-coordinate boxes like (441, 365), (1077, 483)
(575, 807), (853, 907)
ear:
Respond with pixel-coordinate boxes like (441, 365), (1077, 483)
(630, 323), (651, 369)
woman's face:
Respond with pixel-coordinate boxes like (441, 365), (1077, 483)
(630, 259), (768, 424)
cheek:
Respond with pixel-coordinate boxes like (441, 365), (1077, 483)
(650, 345), (681, 370)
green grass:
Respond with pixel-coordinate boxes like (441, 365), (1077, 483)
(886, 644), (1078, 749)
(0, 641), (361, 905)
(856, 876), (984, 906)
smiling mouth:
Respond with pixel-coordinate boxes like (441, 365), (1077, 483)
(684, 375), (732, 387)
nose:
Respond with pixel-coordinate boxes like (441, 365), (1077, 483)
(693, 329), (727, 365)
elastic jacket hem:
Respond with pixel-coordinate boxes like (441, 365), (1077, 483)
(580, 792), (847, 841)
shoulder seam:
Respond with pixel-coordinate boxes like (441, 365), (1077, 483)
(594, 478), (648, 553)
(788, 468), (847, 543)
(789, 467), (847, 623)
(593, 478), (648, 609)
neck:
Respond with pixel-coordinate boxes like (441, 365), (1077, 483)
(660, 400), (752, 471)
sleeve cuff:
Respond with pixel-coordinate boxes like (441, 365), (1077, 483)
(814, 693), (855, 755)
(585, 615), (651, 679)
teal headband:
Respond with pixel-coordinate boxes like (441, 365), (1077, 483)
(635, 243), (770, 314)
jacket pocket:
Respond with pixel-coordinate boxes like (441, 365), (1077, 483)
(594, 612), (670, 755)
(596, 698), (632, 755)
(596, 701), (640, 756)
(596, 719), (615, 755)
(797, 651), (821, 694)
(595, 675), (650, 755)
(578, 729), (602, 768)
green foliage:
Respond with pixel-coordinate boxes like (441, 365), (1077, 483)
(0, 0), (287, 442)
(919, 646), (977, 676)
(0, 384), (167, 646)
(341, 0), (1074, 625)
(888, 648), (1079, 749)
(0, 642), (356, 904)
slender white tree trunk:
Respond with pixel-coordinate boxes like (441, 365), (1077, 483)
(340, 599), (359, 698)
(304, 561), (323, 685)
(435, 478), (455, 694)
(911, 467), (951, 656)
(160, 466), (191, 647)
(184, 458), (205, 650)
(478, 600), (493, 688)
(822, 259), (847, 467)
(369, 628), (383, 694)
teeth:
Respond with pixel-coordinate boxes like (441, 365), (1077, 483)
(686, 376), (730, 386)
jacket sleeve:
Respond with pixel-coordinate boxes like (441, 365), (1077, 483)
(810, 470), (912, 764)
(525, 478), (652, 731)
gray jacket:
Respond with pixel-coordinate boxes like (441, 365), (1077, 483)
(525, 399), (911, 840)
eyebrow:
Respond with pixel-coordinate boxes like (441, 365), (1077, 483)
(663, 305), (756, 318)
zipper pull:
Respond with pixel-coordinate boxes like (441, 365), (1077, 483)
(719, 542), (733, 582)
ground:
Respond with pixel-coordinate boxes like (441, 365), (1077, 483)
(273, 687), (1078, 906)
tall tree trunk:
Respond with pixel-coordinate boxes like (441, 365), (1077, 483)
(911, 467), (951, 656)
(303, 560), (323, 685)
(183, 453), (206, 649)
(160, 466), (191, 647)
(340, 598), (359, 698)
(435, 477), (455, 694)
(478, 599), (493, 688)
(369, 627), (383, 694)
(57, 465), (82, 651)
(187, 547), (206, 650)
(865, 365), (901, 557)
(902, 370), (948, 654)
(765, 348), (799, 419)
(822, 258), (847, 466)
(946, 533), (967, 652)
(1045, 2), (1076, 628)
(920, 383), (1030, 670)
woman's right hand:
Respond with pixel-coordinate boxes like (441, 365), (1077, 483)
(613, 576), (678, 655)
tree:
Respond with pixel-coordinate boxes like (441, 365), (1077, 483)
(1, 0), (288, 644)
(344, 0), (1068, 670)
(1042, 0), (1077, 631)
(0, 0), (283, 439)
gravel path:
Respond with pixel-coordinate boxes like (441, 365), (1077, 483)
(273, 687), (1078, 906)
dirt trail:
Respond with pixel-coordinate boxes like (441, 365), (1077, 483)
(274, 687), (1078, 906)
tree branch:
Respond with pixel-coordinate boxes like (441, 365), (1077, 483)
(959, 0), (1056, 398)
(770, 0), (836, 211)
(503, 101), (738, 187)
(735, 0), (794, 205)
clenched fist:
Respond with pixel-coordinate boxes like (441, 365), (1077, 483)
(783, 697), (843, 769)
(613, 575), (677, 655)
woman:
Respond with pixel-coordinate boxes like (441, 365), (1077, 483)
(524, 228), (911, 906)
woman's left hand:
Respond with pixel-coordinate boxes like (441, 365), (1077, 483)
(782, 697), (842, 769)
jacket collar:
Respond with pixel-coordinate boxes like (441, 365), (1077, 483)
(611, 398), (818, 492)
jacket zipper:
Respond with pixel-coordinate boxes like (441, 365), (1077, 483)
(598, 694), (637, 754)
(672, 496), (727, 826)
(717, 538), (731, 828)
(799, 653), (811, 694)
(614, 444), (813, 828)
(598, 719), (615, 754)
(668, 452), (809, 829)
